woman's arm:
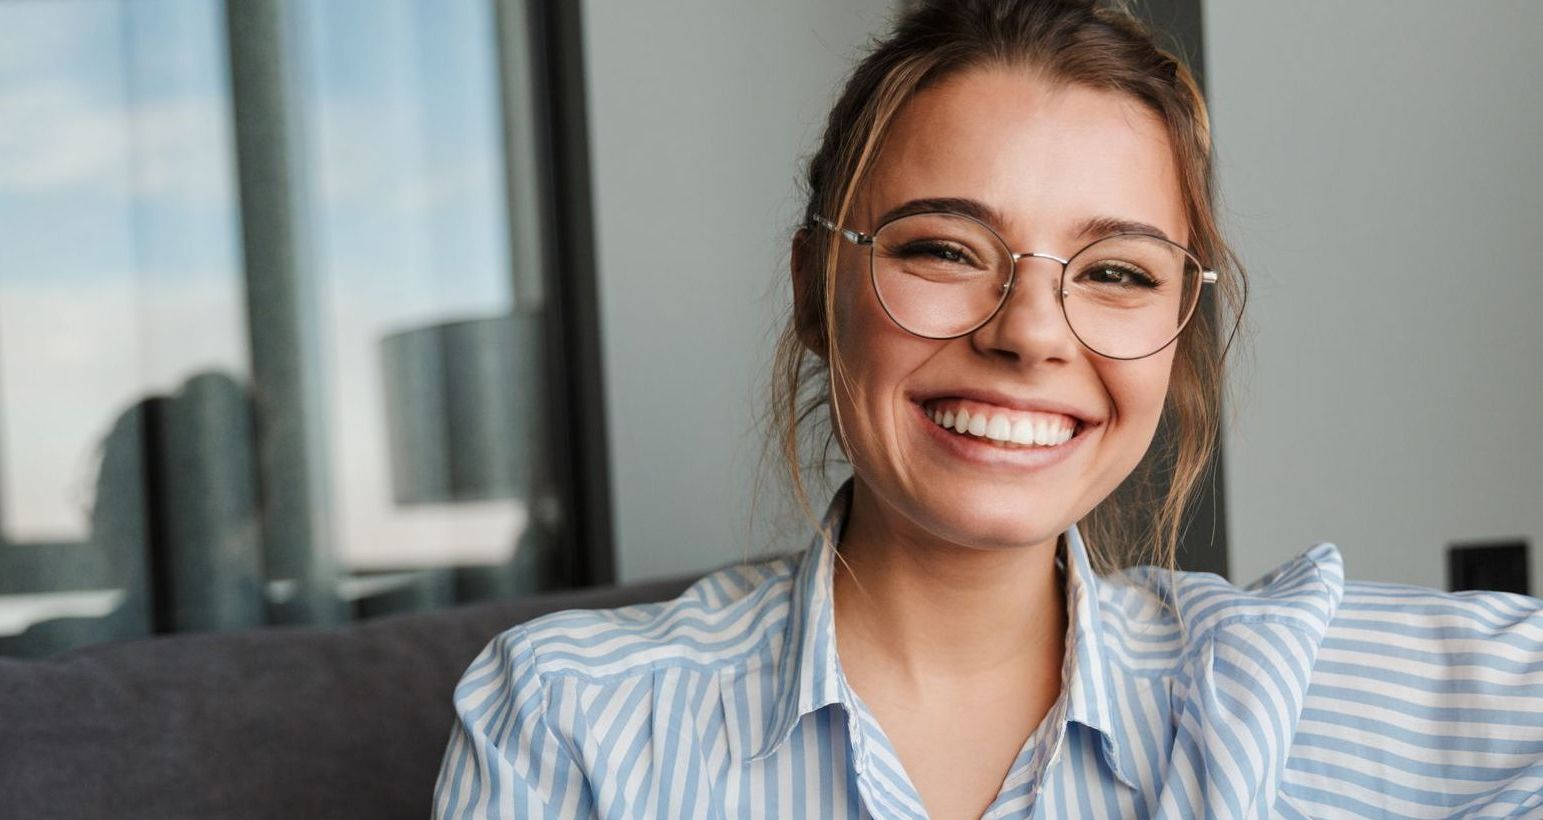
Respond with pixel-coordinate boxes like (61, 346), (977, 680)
(433, 627), (595, 819)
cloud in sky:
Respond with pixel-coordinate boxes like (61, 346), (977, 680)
(0, 81), (211, 189)
(0, 0), (107, 80)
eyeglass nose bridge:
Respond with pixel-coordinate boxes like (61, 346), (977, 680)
(1014, 250), (1070, 265)
(998, 250), (1072, 297)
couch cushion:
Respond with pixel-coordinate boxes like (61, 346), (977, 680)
(0, 575), (698, 820)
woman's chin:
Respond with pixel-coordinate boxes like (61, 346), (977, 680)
(902, 486), (1071, 551)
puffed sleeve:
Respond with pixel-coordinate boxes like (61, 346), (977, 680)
(433, 627), (595, 819)
(1283, 585), (1543, 817)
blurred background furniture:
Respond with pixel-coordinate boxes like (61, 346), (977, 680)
(0, 572), (700, 820)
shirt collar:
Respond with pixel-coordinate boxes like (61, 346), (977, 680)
(747, 480), (851, 759)
(1059, 514), (1139, 788)
(740, 479), (1138, 790)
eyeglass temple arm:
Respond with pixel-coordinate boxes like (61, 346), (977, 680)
(811, 214), (872, 246)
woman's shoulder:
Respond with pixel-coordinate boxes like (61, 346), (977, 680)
(1098, 537), (1543, 685)
(503, 552), (805, 683)
(1325, 576), (1543, 665)
(1105, 539), (1543, 646)
(1281, 576), (1543, 812)
(1099, 541), (1349, 654)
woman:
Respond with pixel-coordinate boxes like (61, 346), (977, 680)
(435, 1), (1543, 817)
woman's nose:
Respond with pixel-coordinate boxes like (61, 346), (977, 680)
(970, 257), (1079, 362)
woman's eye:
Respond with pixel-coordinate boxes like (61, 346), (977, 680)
(1084, 263), (1157, 288)
(903, 240), (974, 265)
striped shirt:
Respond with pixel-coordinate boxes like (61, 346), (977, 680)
(434, 481), (1543, 818)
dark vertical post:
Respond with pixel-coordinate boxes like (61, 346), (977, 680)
(478, 0), (558, 598)
(224, 0), (345, 623)
(491, 0), (548, 313)
(491, 0), (615, 588)
(1133, 0), (1229, 578)
(144, 374), (267, 631)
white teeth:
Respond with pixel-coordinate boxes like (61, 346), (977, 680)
(926, 402), (1079, 447)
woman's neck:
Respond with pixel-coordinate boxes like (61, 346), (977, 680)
(831, 478), (1067, 697)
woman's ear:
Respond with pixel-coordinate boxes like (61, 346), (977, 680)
(790, 228), (828, 360)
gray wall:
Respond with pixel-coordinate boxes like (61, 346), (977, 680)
(1206, 2), (1543, 591)
(580, 1), (894, 582)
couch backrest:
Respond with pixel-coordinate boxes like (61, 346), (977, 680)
(0, 575), (698, 820)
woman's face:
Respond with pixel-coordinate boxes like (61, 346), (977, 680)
(809, 66), (1188, 552)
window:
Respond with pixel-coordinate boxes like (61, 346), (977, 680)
(0, 0), (609, 657)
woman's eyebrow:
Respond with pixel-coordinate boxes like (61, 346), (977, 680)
(1074, 215), (1172, 243)
(875, 197), (1173, 244)
(874, 197), (1004, 228)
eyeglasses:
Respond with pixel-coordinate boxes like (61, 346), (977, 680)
(812, 211), (1217, 360)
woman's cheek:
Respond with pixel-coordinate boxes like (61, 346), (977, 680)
(833, 266), (870, 346)
(1106, 360), (1172, 467)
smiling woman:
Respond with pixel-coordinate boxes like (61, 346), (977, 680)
(796, 65), (1210, 574)
(434, 1), (1543, 818)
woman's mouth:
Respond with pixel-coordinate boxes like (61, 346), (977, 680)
(920, 398), (1082, 449)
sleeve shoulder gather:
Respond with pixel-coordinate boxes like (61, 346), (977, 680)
(433, 626), (595, 819)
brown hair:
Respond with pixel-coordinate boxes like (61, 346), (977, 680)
(758, 0), (1246, 583)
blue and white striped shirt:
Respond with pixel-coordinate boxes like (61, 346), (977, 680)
(434, 482), (1543, 818)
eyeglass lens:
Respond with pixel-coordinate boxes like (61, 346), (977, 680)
(869, 212), (1201, 358)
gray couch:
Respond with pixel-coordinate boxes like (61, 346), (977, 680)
(0, 574), (699, 820)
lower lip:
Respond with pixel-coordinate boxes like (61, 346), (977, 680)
(912, 401), (1094, 471)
